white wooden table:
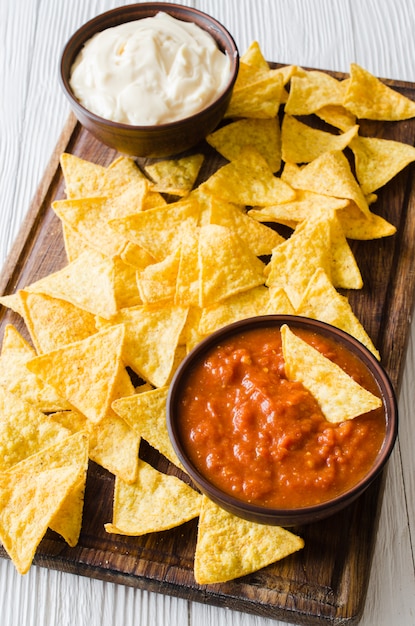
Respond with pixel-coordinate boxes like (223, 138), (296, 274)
(1, 1), (414, 625)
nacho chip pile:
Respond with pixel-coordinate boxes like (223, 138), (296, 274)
(0, 40), (412, 582)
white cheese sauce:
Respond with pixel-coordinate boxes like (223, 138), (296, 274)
(69, 12), (232, 125)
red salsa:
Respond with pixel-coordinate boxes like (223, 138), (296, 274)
(178, 326), (386, 509)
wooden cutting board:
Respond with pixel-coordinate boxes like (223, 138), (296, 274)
(1, 69), (415, 625)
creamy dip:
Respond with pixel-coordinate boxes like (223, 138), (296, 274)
(69, 12), (232, 125)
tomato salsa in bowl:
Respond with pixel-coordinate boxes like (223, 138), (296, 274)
(166, 315), (398, 526)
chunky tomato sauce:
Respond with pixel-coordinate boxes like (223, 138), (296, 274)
(178, 327), (386, 509)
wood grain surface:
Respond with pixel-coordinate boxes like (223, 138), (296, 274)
(0, 67), (414, 625)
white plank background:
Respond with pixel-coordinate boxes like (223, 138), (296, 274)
(0, 1), (414, 625)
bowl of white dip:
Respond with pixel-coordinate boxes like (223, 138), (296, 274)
(60, 3), (239, 157)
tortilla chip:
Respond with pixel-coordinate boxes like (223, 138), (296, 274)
(296, 268), (380, 359)
(86, 412), (140, 484)
(248, 190), (349, 227)
(315, 104), (357, 131)
(206, 118), (282, 172)
(198, 286), (272, 335)
(26, 325), (130, 424)
(194, 496), (304, 584)
(0, 325), (72, 412)
(265, 217), (332, 308)
(285, 70), (346, 115)
(350, 135), (415, 195)
(97, 304), (188, 388)
(0, 384), (70, 472)
(344, 63), (415, 120)
(336, 203), (396, 240)
(105, 459), (201, 536)
(205, 195), (284, 256)
(198, 224), (266, 307)
(52, 196), (131, 258)
(174, 225), (201, 307)
(109, 195), (201, 261)
(18, 290), (97, 353)
(225, 68), (284, 119)
(145, 154), (204, 196)
(112, 386), (183, 470)
(240, 40), (269, 70)
(24, 250), (122, 319)
(137, 248), (180, 304)
(289, 150), (370, 217)
(281, 324), (382, 422)
(281, 114), (359, 163)
(0, 432), (88, 574)
(200, 147), (296, 206)
(60, 153), (106, 199)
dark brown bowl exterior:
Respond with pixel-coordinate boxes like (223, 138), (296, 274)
(167, 315), (398, 526)
(59, 3), (239, 157)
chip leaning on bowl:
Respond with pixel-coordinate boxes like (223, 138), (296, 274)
(0, 36), (413, 582)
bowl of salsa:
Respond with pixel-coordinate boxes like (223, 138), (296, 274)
(166, 315), (398, 526)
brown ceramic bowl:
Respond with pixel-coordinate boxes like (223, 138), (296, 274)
(59, 3), (239, 157)
(167, 315), (398, 526)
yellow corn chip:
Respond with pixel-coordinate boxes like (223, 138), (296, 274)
(281, 324), (382, 422)
(0, 325), (71, 412)
(109, 195), (201, 260)
(198, 224), (266, 307)
(289, 150), (370, 217)
(26, 325), (129, 423)
(97, 304), (189, 388)
(285, 71), (346, 115)
(52, 197), (131, 258)
(60, 153), (106, 199)
(145, 154), (204, 196)
(206, 118), (281, 172)
(205, 195), (284, 256)
(350, 135), (415, 195)
(0, 432), (88, 574)
(137, 248), (180, 304)
(18, 290), (97, 353)
(281, 114), (359, 163)
(265, 217), (332, 308)
(225, 68), (284, 119)
(198, 286), (272, 335)
(200, 147), (296, 206)
(0, 384), (71, 471)
(296, 268), (380, 359)
(112, 386), (183, 470)
(240, 40), (269, 70)
(315, 104), (357, 131)
(194, 496), (304, 584)
(336, 203), (396, 240)
(344, 63), (415, 120)
(105, 459), (201, 536)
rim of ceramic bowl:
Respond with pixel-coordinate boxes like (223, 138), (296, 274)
(59, 2), (240, 131)
(166, 315), (398, 525)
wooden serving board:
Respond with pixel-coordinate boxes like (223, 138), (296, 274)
(1, 69), (415, 625)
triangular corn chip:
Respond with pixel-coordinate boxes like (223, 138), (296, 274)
(344, 63), (415, 120)
(281, 324), (382, 422)
(0, 432), (88, 574)
(0, 384), (70, 471)
(206, 118), (282, 172)
(60, 153), (106, 199)
(350, 135), (415, 195)
(198, 224), (266, 307)
(281, 114), (358, 163)
(194, 496), (304, 584)
(105, 459), (201, 536)
(296, 268), (380, 359)
(97, 305), (188, 388)
(112, 386), (183, 470)
(0, 325), (71, 412)
(26, 325), (130, 423)
(145, 154), (204, 196)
